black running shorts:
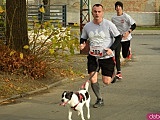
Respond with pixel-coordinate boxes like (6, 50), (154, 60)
(87, 54), (115, 77)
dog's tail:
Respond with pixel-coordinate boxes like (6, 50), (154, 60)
(81, 80), (90, 91)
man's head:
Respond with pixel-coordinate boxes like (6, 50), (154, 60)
(92, 4), (104, 22)
(115, 1), (123, 10)
(43, 0), (48, 5)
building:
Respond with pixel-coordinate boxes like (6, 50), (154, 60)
(51, 0), (160, 26)
(0, 0), (160, 26)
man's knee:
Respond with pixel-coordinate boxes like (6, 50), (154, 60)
(90, 72), (98, 83)
(103, 81), (110, 85)
(102, 77), (112, 85)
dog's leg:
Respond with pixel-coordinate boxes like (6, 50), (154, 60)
(78, 111), (80, 116)
(79, 108), (85, 120)
(86, 100), (90, 119)
(68, 109), (73, 120)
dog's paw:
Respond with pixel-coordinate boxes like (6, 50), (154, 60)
(87, 114), (90, 119)
(68, 118), (72, 120)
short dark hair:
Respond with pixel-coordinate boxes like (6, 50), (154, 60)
(115, 1), (123, 10)
(92, 4), (103, 9)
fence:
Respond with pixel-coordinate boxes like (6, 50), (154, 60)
(27, 4), (67, 28)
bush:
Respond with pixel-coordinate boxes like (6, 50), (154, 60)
(28, 20), (80, 60)
(0, 44), (47, 79)
(0, 20), (80, 79)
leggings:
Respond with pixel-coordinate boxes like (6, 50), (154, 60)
(121, 41), (130, 58)
(115, 43), (121, 72)
(115, 40), (131, 72)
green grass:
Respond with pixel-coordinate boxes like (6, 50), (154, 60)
(134, 26), (160, 30)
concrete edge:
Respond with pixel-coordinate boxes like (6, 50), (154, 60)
(0, 76), (89, 104)
(0, 78), (69, 103)
(132, 30), (160, 35)
(132, 33), (160, 35)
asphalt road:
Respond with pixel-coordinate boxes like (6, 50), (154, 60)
(0, 34), (160, 120)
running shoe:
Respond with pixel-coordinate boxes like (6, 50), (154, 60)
(93, 98), (104, 108)
(116, 72), (122, 79)
(127, 53), (132, 60)
(127, 48), (132, 60)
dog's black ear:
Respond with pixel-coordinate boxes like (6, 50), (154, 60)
(62, 91), (67, 98)
(66, 92), (73, 100)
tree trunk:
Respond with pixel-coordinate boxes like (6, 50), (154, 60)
(6, 0), (29, 53)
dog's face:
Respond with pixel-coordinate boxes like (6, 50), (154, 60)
(61, 91), (73, 105)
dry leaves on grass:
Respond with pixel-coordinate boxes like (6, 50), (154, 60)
(0, 75), (46, 99)
(0, 55), (87, 100)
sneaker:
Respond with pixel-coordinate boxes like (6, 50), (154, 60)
(116, 72), (122, 79)
(127, 53), (132, 60)
(127, 48), (132, 60)
(93, 98), (104, 108)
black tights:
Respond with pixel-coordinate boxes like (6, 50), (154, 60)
(121, 41), (130, 58)
(115, 43), (121, 72)
(115, 41), (131, 72)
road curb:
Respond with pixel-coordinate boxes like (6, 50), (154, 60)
(0, 78), (70, 104)
(132, 30), (160, 35)
(0, 75), (89, 104)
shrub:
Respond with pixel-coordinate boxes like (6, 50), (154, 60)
(0, 20), (80, 79)
(0, 44), (47, 79)
(28, 20), (80, 60)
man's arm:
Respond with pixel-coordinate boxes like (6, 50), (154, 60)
(80, 38), (87, 50)
(123, 23), (136, 39)
(110, 35), (122, 50)
(128, 23), (136, 33)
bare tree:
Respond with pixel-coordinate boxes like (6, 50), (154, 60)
(6, 0), (29, 53)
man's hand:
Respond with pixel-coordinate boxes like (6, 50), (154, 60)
(80, 42), (86, 50)
(122, 31), (130, 40)
(105, 48), (113, 56)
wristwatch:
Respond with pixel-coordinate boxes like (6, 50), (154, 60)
(128, 30), (131, 33)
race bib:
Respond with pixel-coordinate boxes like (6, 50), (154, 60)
(89, 46), (104, 57)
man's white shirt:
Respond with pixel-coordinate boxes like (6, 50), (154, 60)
(81, 19), (120, 59)
(111, 12), (136, 42)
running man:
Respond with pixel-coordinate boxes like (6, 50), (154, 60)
(111, 1), (136, 79)
(80, 4), (121, 108)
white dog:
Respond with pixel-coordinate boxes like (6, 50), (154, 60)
(60, 81), (90, 120)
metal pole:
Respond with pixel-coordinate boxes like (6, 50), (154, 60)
(80, 0), (90, 34)
(80, 0), (90, 54)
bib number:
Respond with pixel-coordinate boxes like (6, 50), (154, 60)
(89, 46), (104, 57)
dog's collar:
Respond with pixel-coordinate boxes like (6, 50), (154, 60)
(71, 92), (84, 111)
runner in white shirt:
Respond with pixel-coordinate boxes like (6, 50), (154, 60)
(80, 4), (121, 108)
(111, 1), (136, 79)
